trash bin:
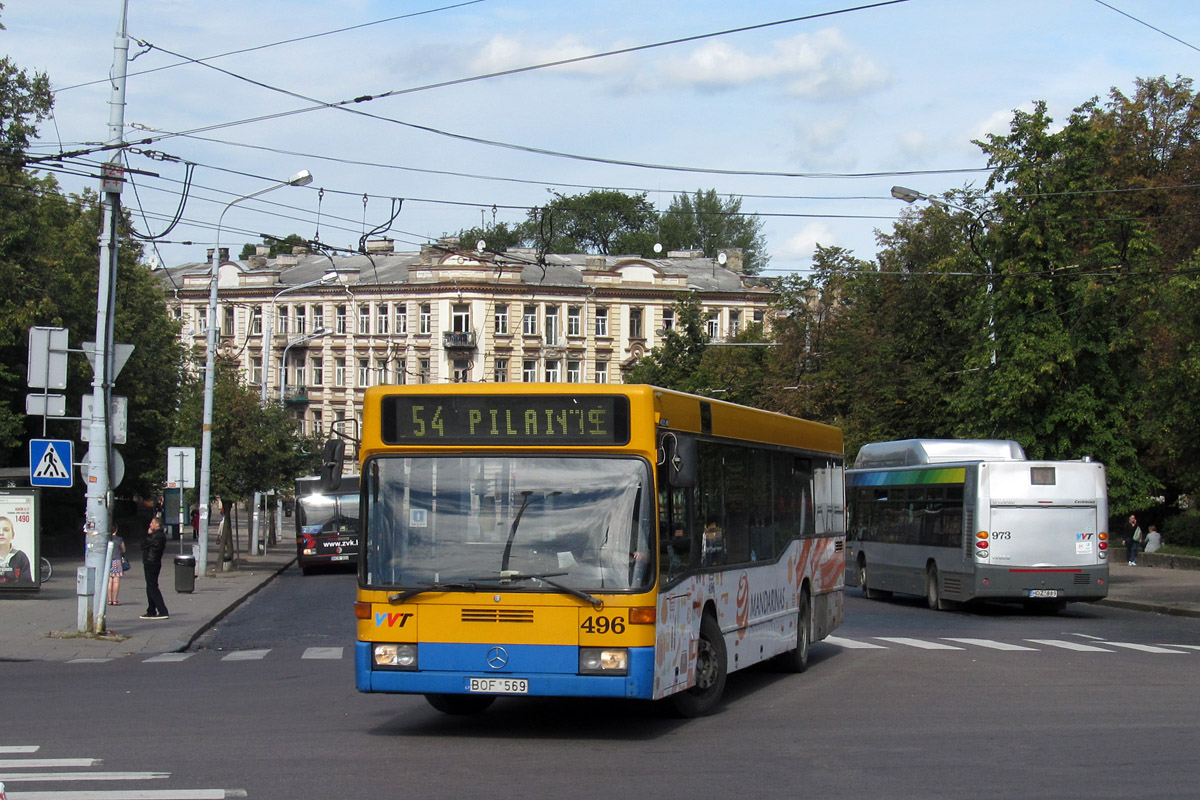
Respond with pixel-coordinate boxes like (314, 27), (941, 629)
(174, 554), (196, 593)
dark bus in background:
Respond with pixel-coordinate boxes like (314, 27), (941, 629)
(295, 475), (360, 575)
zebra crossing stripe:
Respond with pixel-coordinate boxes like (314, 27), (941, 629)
(875, 637), (964, 650)
(220, 649), (270, 661)
(0, 746), (39, 754)
(0, 770), (169, 782)
(1025, 639), (1114, 652)
(301, 646), (344, 660)
(942, 638), (1039, 651)
(1103, 642), (1189, 654)
(143, 653), (194, 663)
(824, 635), (887, 649)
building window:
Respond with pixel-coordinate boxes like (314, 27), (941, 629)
(452, 303), (470, 333)
(335, 357), (346, 387)
(523, 305), (538, 336)
(545, 306), (559, 345)
(545, 360), (561, 382)
(662, 308), (675, 332)
(196, 305), (208, 335)
(753, 309), (765, 325)
(418, 358), (431, 383)
(494, 304), (509, 335)
(395, 304), (407, 335)
(452, 359), (470, 382)
(376, 357), (389, 384)
(335, 305), (347, 334)
(358, 358), (370, 387)
(358, 305), (371, 335)
(295, 305), (307, 334)
(594, 360), (609, 384)
(595, 307), (608, 337)
(250, 356), (262, 385)
(251, 307), (262, 335)
(395, 358), (407, 385)
(312, 303), (324, 331)
(567, 306), (582, 337)
(493, 357), (508, 383)
(566, 360), (581, 383)
(729, 310), (741, 337)
(311, 357), (323, 387)
(377, 303), (389, 335)
(294, 359), (307, 388)
(706, 312), (719, 339)
(311, 409), (323, 437)
(223, 307), (235, 337)
(629, 307), (643, 339)
(419, 304), (432, 335)
(523, 359), (537, 382)
(277, 306), (289, 336)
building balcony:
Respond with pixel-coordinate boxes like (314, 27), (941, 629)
(443, 330), (477, 350)
(283, 386), (309, 405)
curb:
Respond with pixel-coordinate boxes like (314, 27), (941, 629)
(1096, 598), (1200, 619)
(177, 555), (297, 652)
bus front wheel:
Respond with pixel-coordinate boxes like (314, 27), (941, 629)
(425, 693), (496, 715)
(669, 614), (727, 717)
(858, 559), (890, 600)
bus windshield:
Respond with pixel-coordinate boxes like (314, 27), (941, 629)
(298, 493), (359, 535)
(364, 455), (654, 593)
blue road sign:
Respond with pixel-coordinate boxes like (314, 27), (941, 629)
(30, 439), (73, 488)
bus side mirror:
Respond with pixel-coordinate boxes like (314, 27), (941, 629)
(320, 439), (345, 492)
(662, 433), (697, 488)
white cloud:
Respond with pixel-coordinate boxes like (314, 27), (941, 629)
(469, 34), (630, 78)
(777, 222), (838, 263)
(662, 29), (887, 99)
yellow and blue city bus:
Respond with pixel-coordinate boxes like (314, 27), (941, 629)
(348, 384), (845, 715)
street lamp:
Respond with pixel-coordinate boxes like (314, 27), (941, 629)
(891, 184), (996, 367)
(250, 270), (338, 553)
(198, 170), (313, 574)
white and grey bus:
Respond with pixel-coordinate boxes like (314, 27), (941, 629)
(847, 439), (1109, 611)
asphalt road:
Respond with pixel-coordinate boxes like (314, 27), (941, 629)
(7, 568), (1199, 800)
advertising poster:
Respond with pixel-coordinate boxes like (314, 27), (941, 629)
(0, 489), (39, 587)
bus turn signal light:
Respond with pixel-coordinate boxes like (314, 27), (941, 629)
(629, 607), (656, 625)
(355, 601), (372, 619)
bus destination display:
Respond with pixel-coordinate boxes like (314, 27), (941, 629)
(381, 395), (630, 445)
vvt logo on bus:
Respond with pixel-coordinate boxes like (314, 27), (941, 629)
(375, 612), (414, 627)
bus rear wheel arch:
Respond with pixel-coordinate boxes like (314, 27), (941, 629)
(857, 556), (890, 600)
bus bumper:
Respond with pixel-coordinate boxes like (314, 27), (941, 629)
(356, 642), (656, 699)
(976, 564), (1110, 600)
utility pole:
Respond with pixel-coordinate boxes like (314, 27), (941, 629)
(83, 0), (130, 632)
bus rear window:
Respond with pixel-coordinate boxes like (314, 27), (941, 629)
(1030, 467), (1056, 485)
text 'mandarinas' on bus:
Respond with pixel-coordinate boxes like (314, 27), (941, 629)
(380, 395), (631, 446)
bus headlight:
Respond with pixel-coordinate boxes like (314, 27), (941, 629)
(579, 648), (628, 675)
(374, 643), (417, 670)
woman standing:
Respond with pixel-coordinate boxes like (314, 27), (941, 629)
(107, 524), (126, 605)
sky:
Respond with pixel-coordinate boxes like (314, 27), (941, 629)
(6, 0), (1200, 276)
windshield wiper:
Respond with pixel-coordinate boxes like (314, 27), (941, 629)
(471, 571), (605, 610)
(389, 582), (480, 603)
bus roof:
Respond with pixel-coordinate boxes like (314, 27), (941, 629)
(853, 439), (1025, 468)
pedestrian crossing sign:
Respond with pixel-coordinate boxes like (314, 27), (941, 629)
(29, 439), (73, 488)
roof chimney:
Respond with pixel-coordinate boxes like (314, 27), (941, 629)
(718, 248), (744, 273)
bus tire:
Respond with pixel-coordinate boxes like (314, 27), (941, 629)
(858, 559), (890, 600)
(669, 614), (727, 717)
(425, 693), (496, 715)
(779, 591), (812, 673)
(926, 564), (947, 611)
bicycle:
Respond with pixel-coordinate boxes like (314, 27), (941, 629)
(39, 556), (52, 582)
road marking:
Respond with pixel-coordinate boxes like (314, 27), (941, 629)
(824, 635), (887, 649)
(1162, 644), (1200, 651)
(942, 638), (1039, 651)
(0, 746), (39, 754)
(301, 646), (343, 660)
(220, 649), (270, 661)
(875, 637), (964, 650)
(143, 653), (193, 663)
(1102, 642), (1189, 654)
(0, 758), (99, 768)
(1025, 639), (1114, 652)
(0, 771), (168, 782)
(67, 658), (115, 664)
(1, 791), (247, 798)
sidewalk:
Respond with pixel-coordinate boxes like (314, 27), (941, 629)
(1, 525), (295, 662)
(3, 550), (1196, 662)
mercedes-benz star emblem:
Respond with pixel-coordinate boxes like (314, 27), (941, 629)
(486, 646), (509, 670)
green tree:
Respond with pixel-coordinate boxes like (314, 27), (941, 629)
(658, 189), (769, 275)
(525, 190), (657, 256)
(239, 233), (309, 260)
(452, 221), (524, 253)
(624, 294), (713, 394)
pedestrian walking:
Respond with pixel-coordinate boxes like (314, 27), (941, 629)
(107, 524), (126, 605)
(140, 516), (169, 620)
(1126, 514), (1143, 566)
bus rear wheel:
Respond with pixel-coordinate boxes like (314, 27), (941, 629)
(425, 693), (496, 715)
(926, 564), (951, 611)
(669, 614), (727, 717)
(779, 591), (812, 673)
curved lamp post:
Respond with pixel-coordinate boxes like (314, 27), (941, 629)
(198, 170), (312, 573)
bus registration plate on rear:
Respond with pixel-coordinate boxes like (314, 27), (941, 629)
(1029, 589), (1059, 598)
(468, 677), (528, 694)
